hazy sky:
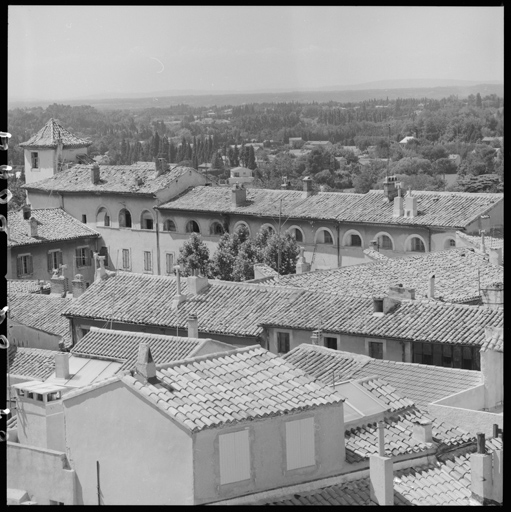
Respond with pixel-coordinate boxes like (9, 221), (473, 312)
(9, 6), (504, 101)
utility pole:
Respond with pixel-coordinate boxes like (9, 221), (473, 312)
(386, 123), (391, 179)
(277, 199), (282, 275)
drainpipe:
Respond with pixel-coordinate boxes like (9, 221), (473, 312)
(427, 227), (432, 252)
(154, 205), (161, 275)
(58, 192), (65, 210)
(336, 223), (341, 268)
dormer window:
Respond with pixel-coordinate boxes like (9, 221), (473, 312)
(31, 152), (39, 169)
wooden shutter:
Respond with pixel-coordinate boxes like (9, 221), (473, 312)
(48, 252), (53, 272)
(75, 248), (81, 267)
(17, 256), (21, 277)
(27, 255), (33, 275)
(219, 430), (250, 485)
(57, 251), (62, 268)
(286, 417), (315, 470)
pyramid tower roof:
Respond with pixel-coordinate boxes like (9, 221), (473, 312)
(19, 118), (92, 149)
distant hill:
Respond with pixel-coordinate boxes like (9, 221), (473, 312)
(9, 82), (503, 110)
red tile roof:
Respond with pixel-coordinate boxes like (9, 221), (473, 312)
(481, 326), (503, 353)
(8, 346), (56, 380)
(8, 208), (100, 247)
(19, 118), (92, 149)
(7, 279), (51, 294)
(23, 163), (204, 196)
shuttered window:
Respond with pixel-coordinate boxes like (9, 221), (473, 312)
(47, 250), (62, 272)
(122, 249), (131, 270)
(76, 247), (91, 267)
(165, 253), (174, 275)
(286, 417), (316, 471)
(143, 251), (152, 272)
(17, 254), (33, 277)
(218, 430), (250, 485)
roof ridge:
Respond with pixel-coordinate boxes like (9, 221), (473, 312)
(61, 374), (125, 401)
(86, 326), (205, 343)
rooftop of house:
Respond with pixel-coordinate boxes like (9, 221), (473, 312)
(8, 293), (72, 341)
(157, 186), (502, 229)
(456, 230), (504, 250)
(481, 326), (503, 353)
(62, 272), (303, 338)
(265, 248), (503, 304)
(63, 345), (345, 432)
(283, 345), (483, 410)
(7, 208), (100, 247)
(7, 279), (51, 295)
(19, 118), (92, 149)
(71, 327), (233, 371)
(7, 345), (57, 380)
(261, 289), (502, 348)
(22, 163), (203, 196)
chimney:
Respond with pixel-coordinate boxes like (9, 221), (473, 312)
(157, 157), (169, 176)
(311, 330), (322, 346)
(480, 230), (486, 253)
(54, 352), (70, 380)
(50, 273), (68, 297)
(71, 274), (86, 299)
(231, 183), (247, 207)
(187, 313), (199, 338)
(187, 270), (209, 295)
(392, 186), (404, 217)
(95, 255), (107, 281)
(412, 419), (433, 444)
(22, 203), (32, 220)
(388, 284), (415, 300)
(383, 175), (399, 203)
(403, 188), (417, 218)
(369, 421), (394, 506)
(480, 282), (503, 309)
(171, 265), (186, 310)
(471, 432), (503, 505)
(28, 217), (39, 237)
(480, 327), (504, 410)
(281, 176), (291, 190)
(302, 176), (313, 198)
(428, 274), (435, 299)
(488, 247), (502, 266)
(296, 247), (311, 274)
(91, 163), (100, 185)
(135, 343), (157, 383)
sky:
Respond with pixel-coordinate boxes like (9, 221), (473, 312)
(8, 6), (504, 102)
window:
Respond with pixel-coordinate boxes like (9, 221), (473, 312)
(165, 253), (174, 275)
(378, 234), (393, 250)
(277, 332), (290, 354)
(290, 228), (303, 242)
(163, 219), (177, 232)
(141, 210), (154, 230)
(31, 152), (39, 169)
(462, 346), (473, 370)
(262, 225), (275, 235)
(422, 343), (433, 365)
(99, 246), (109, 267)
(286, 417), (315, 470)
(81, 214), (87, 224)
(76, 247), (91, 267)
(321, 230), (333, 244)
(16, 254), (33, 277)
(410, 237), (425, 252)
(97, 207), (110, 227)
(442, 345), (453, 367)
(47, 250), (63, 273)
(80, 328), (90, 339)
(122, 249), (131, 271)
(186, 220), (200, 233)
(119, 208), (132, 228)
(143, 251), (152, 272)
(350, 234), (362, 247)
(210, 221), (224, 236)
(368, 341), (383, 359)
(324, 337), (337, 350)
(444, 238), (456, 250)
(218, 430), (250, 485)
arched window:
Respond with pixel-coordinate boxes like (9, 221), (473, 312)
(350, 234), (362, 246)
(377, 234), (394, 250)
(317, 229), (334, 245)
(444, 238), (456, 250)
(210, 221), (224, 236)
(186, 220), (200, 233)
(234, 221), (251, 236)
(343, 229), (363, 247)
(410, 237), (425, 252)
(261, 224), (275, 235)
(119, 208), (132, 228)
(163, 219), (177, 232)
(140, 210), (154, 230)
(288, 227), (304, 242)
(96, 207), (110, 227)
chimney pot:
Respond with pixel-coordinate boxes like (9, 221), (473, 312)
(231, 183), (247, 207)
(50, 274), (68, 297)
(91, 163), (100, 184)
(412, 419), (433, 444)
(135, 343), (156, 381)
(71, 274), (86, 299)
(488, 247), (502, 266)
(55, 352), (70, 380)
(187, 274), (209, 295)
(369, 421), (394, 506)
(428, 274), (435, 299)
(187, 313), (199, 338)
(23, 204), (32, 220)
(302, 176), (313, 198)
(383, 175), (399, 203)
(404, 190), (418, 218)
(296, 247), (311, 274)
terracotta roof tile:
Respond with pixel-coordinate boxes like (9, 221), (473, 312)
(8, 346), (56, 380)
(481, 326), (503, 353)
(7, 279), (51, 295)
(19, 119), (92, 149)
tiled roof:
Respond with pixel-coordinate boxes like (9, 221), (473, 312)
(283, 345), (483, 409)
(7, 208), (100, 247)
(22, 163), (203, 196)
(253, 264), (279, 278)
(456, 230), (504, 253)
(157, 186), (502, 228)
(481, 326), (503, 353)
(68, 345), (344, 432)
(19, 119), (92, 149)
(62, 273), (303, 338)
(262, 290), (503, 347)
(266, 248), (503, 303)
(356, 376), (414, 413)
(71, 328), (224, 371)
(8, 346), (56, 380)
(8, 293), (72, 338)
(7, 279), (51, 294)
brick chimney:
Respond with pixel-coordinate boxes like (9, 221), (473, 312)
(296, 247), (311, 274)
(392, 186), (404, 217)
(135, 343), (157, 384)
(29, 217), (39, 237)
(302, 176), (313, 198)
(369, 421), (394, 505)
(428, 274), (435, 299)
(22, 203), (32, 220)
(188, 313), (199, 338)
(489, 247), (502, 266)
(187, 270), (209, 295)
(54, 352), (70, 380)
(383, 175), (400, 203)
(412, 419), (433, 444)
(403, 188), (417, 218)
(91, 163), (100, 185)
(471, 432), (503, 505)
(71, 274), (86, 299)
(231, 183), (246, 207)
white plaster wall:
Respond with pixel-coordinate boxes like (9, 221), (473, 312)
(481, 350), (503, 408)
(24, 149), (56, 184)
(8, 321), (62, 350)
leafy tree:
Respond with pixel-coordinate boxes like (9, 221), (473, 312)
(232, 239), (259, 281)
(176, 233), (210, 277)
(210, 224), (251, 280)
(352, 163), (383, 193)
(258, 230), (300, 275)
(247, 146), (257, 170)
(211, 151), (224, 170)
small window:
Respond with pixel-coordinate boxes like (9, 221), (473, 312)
(368, 341), (383, 359)
(141, 211), (154, 230)
(378, 234), (393, 250)
(163, 219), (177, 232)
(186, 220), (200, 233)
(410, 237), (425, 252)
(81, 214), (87, 224)
(444, 238), (456, 250)
(210, 222), (224, 236)
(17, 254), (33, 277)
(47, 250), (63, 273)
(350, 234), (362, 247)
(31, 152), (39, 169)
(165, 253), (174, 275)
(462, 346), (474, 370)
(322, 230), (333, 244)
(442, 345), (452, 367)
(122, 249), (131, 270)
(17, 389), (25, 398)
(219, 430), (250, 485)
(99, 246), (109, 267)
(97, 207), (110, 227)
(80, 328), (90, 338)
(277, 332), (290, 354)
(143, 251), (152, 272)
(119, 208), (132, 228)
(422, 343), (433, 365)
(324, 337), (337, 350)
(76, 247), (91, 267)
